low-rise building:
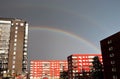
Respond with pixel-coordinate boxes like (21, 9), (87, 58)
(67, 54), (102, 79)
(30, 60), (68, 79)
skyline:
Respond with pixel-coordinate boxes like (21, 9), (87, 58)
(1, 0), (120, 60)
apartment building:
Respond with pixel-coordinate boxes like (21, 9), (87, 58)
(67, 54), (102, 79)
(100, 32), (120, 79)
(0, 18), (28, 76)
(30, 60), (68, 79)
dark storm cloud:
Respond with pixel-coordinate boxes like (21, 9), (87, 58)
(1, 0), (120, 60)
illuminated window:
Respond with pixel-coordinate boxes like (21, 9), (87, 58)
(26, 23), (28, 26)
(24, 44), (27, 47)
(15, 35), (17, 38)
(24, 48), (27, 51)
(11, 23), (14, 26)
(20, 23), (24, 26)
(24, 36), (28, 39)
(12, 65), (15, 68)
(83, 60), (85, 62)
(72, 56), (77, 58)
(83, 63), (85, 65)
(13, 52), (16, 55)
(24, 52), (27, 55)
(15, 30), (18, 34)
(24, 40), (28, 43)
(89, 59), (93, 62)
(16, 23), (18, 25)
(15, 27), (18, 30)
(14, 43), (17, 46)
(14, 39), (17, 42)
(88, 56), (94, 58)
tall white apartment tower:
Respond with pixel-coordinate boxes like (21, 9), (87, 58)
(0, 18), (28, 76)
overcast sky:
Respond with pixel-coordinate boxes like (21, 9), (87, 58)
(1, 0), (120, 60)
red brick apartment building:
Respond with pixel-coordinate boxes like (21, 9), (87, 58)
(67, 54), (102, 79)
(100, 32), (120, 79)
(30, 60), (68, 79)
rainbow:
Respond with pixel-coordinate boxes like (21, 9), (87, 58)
(29, 26), (101, 53)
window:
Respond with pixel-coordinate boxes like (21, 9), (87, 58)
(72, 60), (77, 63)
(109, 47), (113, 51)
(108, 40), (112, 44)
(110, 53), (114, 57)
(15, 35), (17, 38)
(111, 61), (115, 65)
(24, 52), (27, 55)
(44, 63), (49, 67)
(13, 61), (15, 64)
(112, 67), (116, 72)
(12, 70), (15, 73)
(15, 31), (18, 34)
(24, 40), (28, 43)
(20, 23), (24, 26)
(14, 39), (17, 42)
(11, 23), (14, 26)
(88, 56), (94, 58)
(13, 56), (16, 60)
(83, 60), (85, 62)
(113, 75), (117, 79)
(26, 23), (28, 26)
(16, 23), (18, 25)
(15, 27), (18, 30)
(72, 56), (77, 58)
(13, 52), (16, 55)
(24, 48), (27, 51)
(12, 65), (15, 69)
(14, 47), (16, 51)
(83, 63), (85, 65)
(24, 36), (28, 39)
(14, 43), (17, 46)
(24, 44), (27, 47)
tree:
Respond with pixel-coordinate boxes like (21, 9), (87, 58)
(91, 56), (104, 79)
(60, 71), (68, 79)
(82, 68), (87, 77)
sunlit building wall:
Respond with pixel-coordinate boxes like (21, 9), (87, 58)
(30, 60), (68, 79)
(0, 18), (28, 76)
(67, 54), (102, 79)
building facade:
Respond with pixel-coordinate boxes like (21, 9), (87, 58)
(30, 60), (68, 79)
(100, 32), (120, 79)
(0, 18), (28, 76)
(67, 54), (102, 79)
